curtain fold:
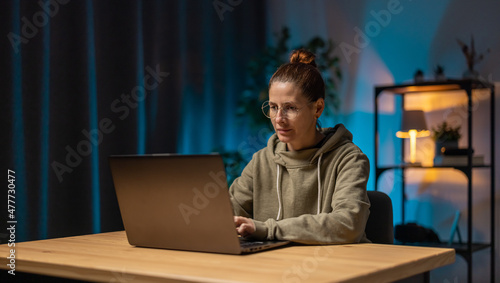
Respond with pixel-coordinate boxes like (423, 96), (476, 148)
(39, 0), (51, 239)
(1, 0), (266, 242)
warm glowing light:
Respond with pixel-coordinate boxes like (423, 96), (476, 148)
(409, 130), (417, 164)
(396, 110), (430, 164)
(396, 130), (430, 139)
(396, 129), (430, 164)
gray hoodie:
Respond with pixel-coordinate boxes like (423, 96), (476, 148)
(229, 124), (370, 244)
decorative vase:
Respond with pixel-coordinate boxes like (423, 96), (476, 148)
(462, 69), (479, 79)
(414, 73), (424, 83)
(434, 73), (446, 81)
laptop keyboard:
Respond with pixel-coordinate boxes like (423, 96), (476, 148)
(239, 238), (265, 248)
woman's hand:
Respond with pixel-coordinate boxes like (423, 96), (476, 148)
(234, 216), (256, 237)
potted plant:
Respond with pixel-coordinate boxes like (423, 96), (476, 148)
(413, 69), (424, 83)
(434, 65), (446, 81)
(456, 35), (490, 79)
(431, 121), (461, 155)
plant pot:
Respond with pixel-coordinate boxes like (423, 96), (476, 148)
(435, 140), (459, 156)
(434, 74), (446, 81)
(462, 69), (479, 79)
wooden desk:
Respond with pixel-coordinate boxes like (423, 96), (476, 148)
(0, 231), (454, 282)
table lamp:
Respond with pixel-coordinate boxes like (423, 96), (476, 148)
(396, 110), (430, 164)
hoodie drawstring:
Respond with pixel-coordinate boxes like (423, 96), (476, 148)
(276, 164), (282, 220)
(317, 153), (323, 214)
(275, 153), (324, 220)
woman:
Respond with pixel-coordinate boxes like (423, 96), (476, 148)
(230, 49), (370, 244)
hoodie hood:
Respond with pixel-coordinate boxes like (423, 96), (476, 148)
(267, 123), (355, 220)
(269, 124), (353, 168)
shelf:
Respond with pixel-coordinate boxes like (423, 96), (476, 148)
(376, 164), (491, 178)
(376, 164), (491, 170)
(375, 79), (494, 95)
(374, 79), (495, 282)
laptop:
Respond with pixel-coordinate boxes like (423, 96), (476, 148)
(108, 153), (290, 254)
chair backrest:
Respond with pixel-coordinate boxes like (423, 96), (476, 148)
(365, 190), (394, 244)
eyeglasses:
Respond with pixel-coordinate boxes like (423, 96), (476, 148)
(261, 101), (312, 119)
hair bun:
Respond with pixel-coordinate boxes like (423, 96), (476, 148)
(289, 49), (317, 67)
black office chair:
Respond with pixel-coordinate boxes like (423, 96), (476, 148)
(365, 190), (394, 244)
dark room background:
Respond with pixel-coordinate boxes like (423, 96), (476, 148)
(1, 0), (266, 241)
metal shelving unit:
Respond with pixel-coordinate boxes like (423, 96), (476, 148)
(374, 79), (495, 283)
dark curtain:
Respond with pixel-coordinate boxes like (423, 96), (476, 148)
(1, 0), (266, 242)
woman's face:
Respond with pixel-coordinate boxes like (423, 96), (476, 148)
(268, 82), (324, 151)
